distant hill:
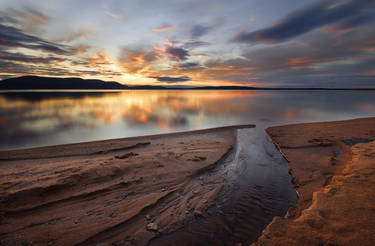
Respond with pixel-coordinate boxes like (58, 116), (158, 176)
(0, 76), (256, 90)
(0, 76), (130, 90)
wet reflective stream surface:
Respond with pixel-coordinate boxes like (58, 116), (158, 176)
(149, 128), (298, 246)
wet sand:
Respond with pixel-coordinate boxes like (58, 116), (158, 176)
(253, 117), (375, 246)
(0, 125), (254, 245)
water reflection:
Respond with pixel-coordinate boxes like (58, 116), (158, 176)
(1, 90), (375, 150)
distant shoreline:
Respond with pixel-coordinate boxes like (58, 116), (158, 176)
(1, 76), (374, 91)
(2, 88), (375, 92)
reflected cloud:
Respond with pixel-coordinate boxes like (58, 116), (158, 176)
(1, 90), (375, 150)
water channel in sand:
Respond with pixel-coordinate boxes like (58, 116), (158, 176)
(149, 127), (298, 246)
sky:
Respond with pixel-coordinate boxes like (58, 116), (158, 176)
(0, 0), (374, 87)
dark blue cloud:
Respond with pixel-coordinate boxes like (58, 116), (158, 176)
(0, 51), (65, 63)
(191, 24), (214, 38)
(234, 0), (374, 43)
(165, 46), (189, 61)
(0, 20), (68, 54)
(333, 12), (375, 30)
(182, 40), (210, 50)
(176, 62), (206, 72)
(178, 62), (199, 68)
(152, 76), (191, 83)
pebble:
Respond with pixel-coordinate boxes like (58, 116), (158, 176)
(74, 219), (80, 224)
(146, 214), (151, 220)
(146, 222), (158, 231)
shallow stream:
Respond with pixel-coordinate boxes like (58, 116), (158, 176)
(150, 127), (298, 246)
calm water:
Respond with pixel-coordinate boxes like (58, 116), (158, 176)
(1, 90), (375, 150)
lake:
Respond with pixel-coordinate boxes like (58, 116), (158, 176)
(1, 90), (375, 150)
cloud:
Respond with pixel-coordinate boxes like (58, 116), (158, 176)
(105, 10), (124, 20)
(88, 51), (111, 65)
(14, 7), (49, 25)
(178, 62), (199, 68)
(182, 40), (210, 49)
(0, 23), (68, 54)
(234, 0), (374, 43)
(153, 25), (175, 32)
(227, 27), (375, 86)
(73, 45), (90, 54)
(0, 50), (66, 64)
(153, 43), (190, 61)
(118, 48), (158, 74)
(175, 62), (206, 72)
(152, 76), (191, 83)
(58, 26), (97, 42)
(191, 24), (214, 38)
(165, 46), (189, 61)
(0, 7), (49, 34)
(362, 70), (375, 76)
(326, 11), (375, 33)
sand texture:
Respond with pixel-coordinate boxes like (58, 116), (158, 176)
(0, 125), (253, 246)
(253, 117), (375, 246)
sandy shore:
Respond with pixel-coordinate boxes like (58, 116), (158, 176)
(253, 117), (375, 246)
(1, 118), (375, 246)
(0, 125), (253, 246)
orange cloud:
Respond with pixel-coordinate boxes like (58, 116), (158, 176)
(88, 51), (111, 65)
(362, 46), (375, 51)
(118, 49), (157, 75)
(153, 25), (175, 32)
(165, 38), (174, 46)
(285, 57), (335, 69)
(321, 25), (352, 35)
(362, 70), (375, 76)
(105, 10), (124, 20)
(73, 45), (90, 54)
(286, 57), (314, 69)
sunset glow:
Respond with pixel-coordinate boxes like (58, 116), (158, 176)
(0, 0), (374, 87)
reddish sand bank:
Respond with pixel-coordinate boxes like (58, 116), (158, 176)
(253, 117), (375, 246)
(0, 125), (253, 246)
